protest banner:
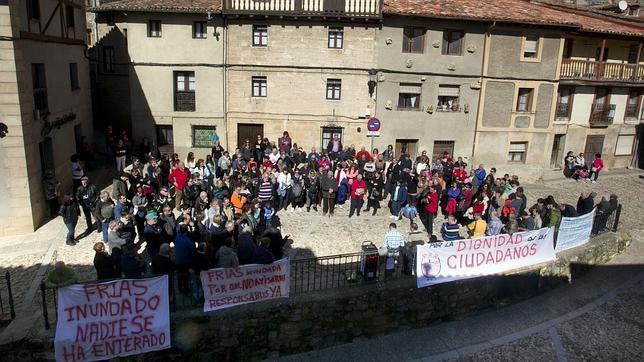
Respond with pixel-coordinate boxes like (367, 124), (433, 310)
(416, 228), (555, 288)
(555, 209), (596, 253)
(201, 258), (290, 312)
(54, 276), (170, 362)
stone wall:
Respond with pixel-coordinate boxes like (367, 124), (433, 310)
(6, 232), (630, 360)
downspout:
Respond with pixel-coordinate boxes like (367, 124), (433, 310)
(471, 21), (495, 168)
(223, 16), (229, 150)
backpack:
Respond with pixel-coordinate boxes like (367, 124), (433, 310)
(292, 180), (303, 198)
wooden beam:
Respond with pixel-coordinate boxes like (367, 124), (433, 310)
(41, 2), (61, 34)
(20, 31), (85, 46)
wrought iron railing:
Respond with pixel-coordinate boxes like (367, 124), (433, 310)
(175, 91), (195, 112)
(223, 0), (383, 18)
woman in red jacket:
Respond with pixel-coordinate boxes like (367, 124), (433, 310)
(348, 174), (367, 218)
(589, 153), (604, 183)
(422, 185), (439, 237)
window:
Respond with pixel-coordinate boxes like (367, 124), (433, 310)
(193, 21), (207, 39)
(69, 63), (79, 90)
(556, 87), (573, 118)
(625, 89), (641, 118)
(174, 71), (195, 112)
(39, 138), (54, 175)
(148, 20), (161, 37)
(442, 30), (464, 56)
(322, 127), (343, 150)
(615, 135), (635, 156)
(628, 45), (639, 64)
(252, 25), (268, 47)
(65, 5), (74, 28)
(432, 140), (454, 161)
(398, 83), (421, 110)
(516, 88), (534, 112)
(156, 126), (174, 146)
(103, 46), (114, 72)
(522, 36), (539, 59)
(437, 85), (460, 111)
(628, 6), (640, 16)
(32, 63), (48, 111)
(27, 0), (40, 20)
(508, 142), (527, 163)
(402, 28), (425, 53)
(326, 79), (342, 100)
(328, 27), (343, 49)
(193, 126), (218, 148)
(252, 76), (267, 97)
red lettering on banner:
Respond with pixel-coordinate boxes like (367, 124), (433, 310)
(457, 241), (466, 252)
(447, 255), (457, 269)
(131, 280), (149, 296)
(529, 243), (537, 255)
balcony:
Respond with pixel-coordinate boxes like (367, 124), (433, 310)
(588, 104), (615, 127)
(222, 0), (383, 18)
(561, 59), (644, 84)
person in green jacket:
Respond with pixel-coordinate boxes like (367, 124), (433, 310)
(45, 261), (79, 288)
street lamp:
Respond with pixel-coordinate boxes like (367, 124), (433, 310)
(368, 70), (377, 97)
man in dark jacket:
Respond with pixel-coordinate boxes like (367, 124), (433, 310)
(559, 203), (578, 218)
(237, 226), (256, 265)
(76, 176), (98, 233)
(151, 243), (175, 275)
(143, 213), (163, 258)
(59, 194), (79, 246)
(262, 226), (287, 260)
(112, 172), (129, 200)
(320, 171), (338, 217)
(93, 242), (117, 280)
(121, 243), (145, 278)
(576, 191), (596, 215)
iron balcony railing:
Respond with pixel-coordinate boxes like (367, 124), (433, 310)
(555, 102), (570, 118)
(589, 104), (615, 127)
(222, 0), (383, 18)
(175, 91), (195, 112)
(561, 59), (644, 83)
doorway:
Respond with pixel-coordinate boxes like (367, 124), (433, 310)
(156, 125), (174, 154)
(395, 139), (418, 159)
(550, 134), (566, 169)
(432, 140), (455, 161)
(584, 135), (605, 165)
(238, 123), (264, 149)
(39, 137), (55, 174)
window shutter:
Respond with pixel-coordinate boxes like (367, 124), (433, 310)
(524, 38), (537, 53)
(509, 143), (526, 152)
(438, 86), (460, 97)
(400, 84), (422, 94)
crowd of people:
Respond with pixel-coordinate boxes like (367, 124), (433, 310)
(44, 128), (619, 293)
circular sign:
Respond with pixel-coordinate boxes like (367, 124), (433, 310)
(367, 117), (381, 132)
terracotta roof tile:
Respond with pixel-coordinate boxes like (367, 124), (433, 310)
(92, 0), (221, 13)
(384, 0), (644, 37)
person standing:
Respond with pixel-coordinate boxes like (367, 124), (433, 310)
(76, 177), (98, 233)
(114, 139), (127, 172)
(320, 170), (338, 217)
(348, 174), (366, 218)
(365, 171), (383, 216)
(421, 185), (439, 237)
(467, 212), (487, 238)
(94, 191), (115, 242)
(70, 154), (84, 192)
(42, 170), (61, 219)
(169, 161), (190, 211)
(589, 153), (604, 183)
(59, 194), (79, 246)
(93, 242), (117, 280)
(390, 179), (408, 220)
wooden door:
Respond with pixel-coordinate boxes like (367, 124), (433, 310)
(237, 123), (263, 149)
(550, 134), (566, 168)
(584, 135), (605, 165)
(395, 139), (418, 159)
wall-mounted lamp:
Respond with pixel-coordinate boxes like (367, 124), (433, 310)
(368, 70), (377, 97)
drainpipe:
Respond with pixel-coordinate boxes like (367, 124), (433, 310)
(223, 16), (229, 150)
(471, 21), (496, 169)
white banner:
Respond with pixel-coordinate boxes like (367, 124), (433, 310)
(201, 258), (290, 312)
(555, 209), (596, 253)
(54, 276), (171, 362)
(416, 228), (556, 288)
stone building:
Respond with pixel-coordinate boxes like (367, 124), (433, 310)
(0, 0), (93, 236)
(89, 0), (644, 178)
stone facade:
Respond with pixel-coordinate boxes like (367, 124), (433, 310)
(0, 0), (93, 236)
(373, 17), (485, 161)
(474, 26), (563, 180)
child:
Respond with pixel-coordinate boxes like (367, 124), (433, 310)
(400, 202), (418, 226)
